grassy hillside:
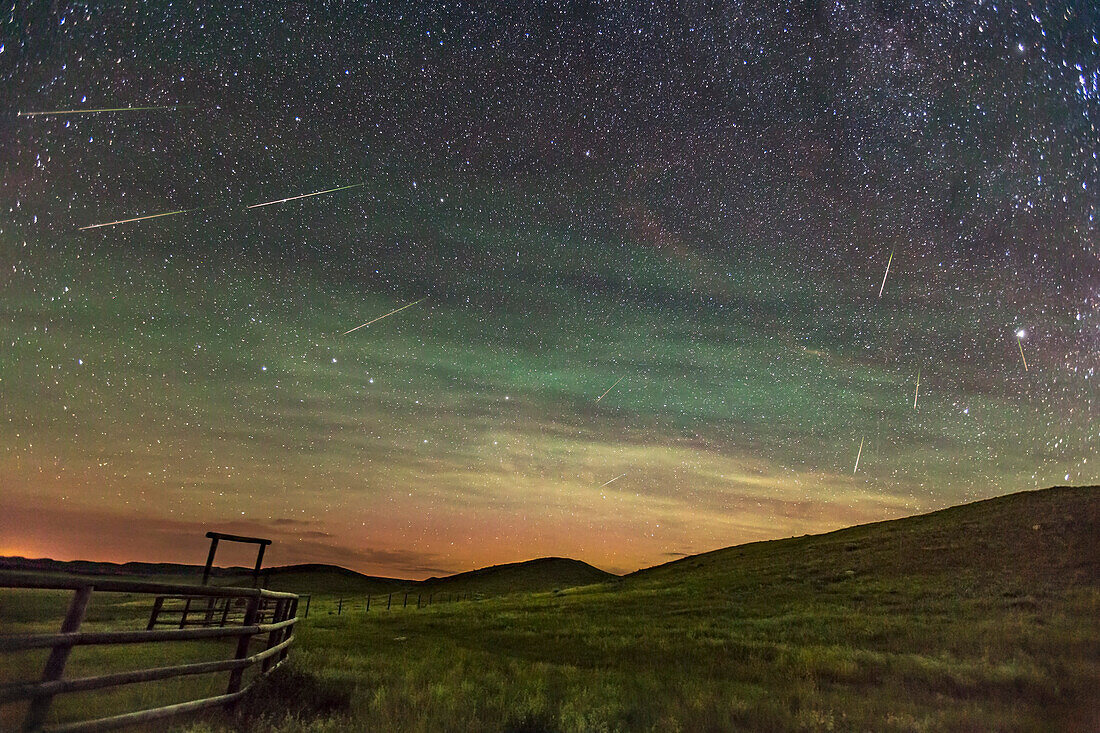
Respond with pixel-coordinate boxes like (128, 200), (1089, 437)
(631, 484), (1098, 592)
(192, 485), (1099, 732)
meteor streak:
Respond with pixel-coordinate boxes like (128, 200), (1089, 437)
(79, 207), (201, 230)
(1015, 330), (1029, 371)
(342, 297), (427, 335)
(878, 247), (894, 297)
(247, 182), (367, 209)
(913, 367), (921, 409)
(598, 473), (626, 488)
(853, 437), (864, 474)
(18, 106), (190, 117)
(594, 376), (624, 403)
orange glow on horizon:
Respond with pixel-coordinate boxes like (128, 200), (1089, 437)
(0, 487), (916, 580)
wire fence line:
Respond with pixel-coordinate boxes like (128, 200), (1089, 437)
(325, 591), (474, 616)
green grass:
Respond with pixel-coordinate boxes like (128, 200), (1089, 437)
(3, 486), (1098, 731)
(247, 583), (1095, 732)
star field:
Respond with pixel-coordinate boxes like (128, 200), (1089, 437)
(0, 2), (1096, 576)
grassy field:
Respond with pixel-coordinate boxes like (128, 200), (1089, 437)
(3, 486), (1097, 731)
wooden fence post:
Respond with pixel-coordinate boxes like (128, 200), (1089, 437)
(147, 596), (165, 630)
(303, 594), (311, 618)
(261, 599), (295, 673)
(366, 594), (371, 612)
(416, 593), (421, 609)
(403, 592), (408, 608)
(226, 595), (260, 695)
(387, 593), (392, 610)
(261, 599), (286, 673)
(24, 585), (93, 731)
(179, 597), (192, 629)
(279, 596), (298, 664)
(337, 598), (343, 615)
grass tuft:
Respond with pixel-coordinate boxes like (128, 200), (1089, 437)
(227, 664), (352, 731)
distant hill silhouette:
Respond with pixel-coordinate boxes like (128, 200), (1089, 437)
(418, 557), (616, 596)
(0, 557), (238, 579)
(0, 555), (617, 597)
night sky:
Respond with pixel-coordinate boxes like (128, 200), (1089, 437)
(1, 2), (1096, 577)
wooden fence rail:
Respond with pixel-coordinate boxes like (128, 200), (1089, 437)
(0, 571), (299, 732)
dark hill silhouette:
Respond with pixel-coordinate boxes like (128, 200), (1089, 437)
(0, 557), (409, 595)
(0, 555), (618, 597)
(417, 557), (616, 596)
(219, 564), (407, 595)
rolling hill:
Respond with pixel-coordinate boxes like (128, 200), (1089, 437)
(0, 554), (618, 599)
(628, 484), (1098, 594)
(417, 557), (616, 596)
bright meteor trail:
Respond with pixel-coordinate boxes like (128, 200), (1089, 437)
(18, 106), (190, 117)
(594, 376), (625, 403)
(342, 297), (428, 335)
(79, 207), (201, 230)
(1016, 330), (1029, 371)
(854, 437), (865, 474)
(247, 182), (367, 209)
(598, 473), (627, 488)
(878, 247), (895, 298)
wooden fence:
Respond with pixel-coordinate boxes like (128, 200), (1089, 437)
(0, 571), (299, 732)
